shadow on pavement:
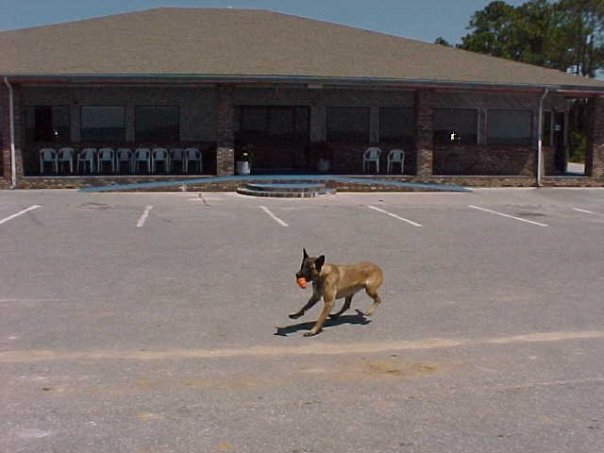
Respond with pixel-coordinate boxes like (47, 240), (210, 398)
(274, 312), (371, 336)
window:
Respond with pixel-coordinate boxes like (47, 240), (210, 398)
(379, 107), (414, 144)
(81, 106), (125, 141)
(487, 110), (532, 146)
(135, 106), (180, 142)
(434, 108), (478, 145)
(26, 106), (70, 142)
(238, 106), (309, 141)
(542, 111), (552, 147)
(326, 107), (370, 142)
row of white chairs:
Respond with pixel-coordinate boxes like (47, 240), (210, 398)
(362, 147), (405, 174)
(39, 147), (202, 174)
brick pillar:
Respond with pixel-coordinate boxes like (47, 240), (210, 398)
(0, 85), (9, 184)
(415, 89), (434, 178)
(585, 96), (604, 179)
(0, 83), (24, 185)
(216, 86), (235, 176)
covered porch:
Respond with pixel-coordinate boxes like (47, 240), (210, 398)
(2, 82), (604, 188)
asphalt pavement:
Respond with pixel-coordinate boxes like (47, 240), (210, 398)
(1, 188), (603, 453)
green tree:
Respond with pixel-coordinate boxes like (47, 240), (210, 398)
(459, 1), (520, 60)
(459, 0), (604, 77)
(555, 0), (604, 77)
(434, 37), (452, 46)
(458, 0), (604, 164)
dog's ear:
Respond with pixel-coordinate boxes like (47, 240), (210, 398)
(315, 255), (325, 272)
(303, 248), (309, 259)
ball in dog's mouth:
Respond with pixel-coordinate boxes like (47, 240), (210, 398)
(296, 277), (307, 289)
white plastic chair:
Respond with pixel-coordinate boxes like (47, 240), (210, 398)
(387, 149), (405, 174)
(152, 147), (170, 173)
(133, 148), (151, 173)
(57, 147), (75, 174)
(116, 148), (133, 174)
(39, 148), (58, 174)
(169, 148), (185, 173)
(184, 147), (202, 173)
(77, 148), (97, 174)
(97, 147), (115, 173)
(362, 147), (382, 173)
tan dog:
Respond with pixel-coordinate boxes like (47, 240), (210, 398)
(290, 249), (383, 336)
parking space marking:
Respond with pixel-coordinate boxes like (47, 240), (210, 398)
(469, 205), (548, 227)
(136, 205), (153, 228)
(573, 207), (602, 216)
(260, 206), (288, 227)
(367, 205), (422, 227)
(0, 205), (42, 226)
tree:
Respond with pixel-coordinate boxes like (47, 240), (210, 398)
(434, 37), (452, 46)
(459, 0), (604, 77)
(458, 0), (604, 164)
(555, 0), (604, 77)
(459, 1), (520, 60)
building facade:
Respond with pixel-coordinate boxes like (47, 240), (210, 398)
(1, 8), (604, 188)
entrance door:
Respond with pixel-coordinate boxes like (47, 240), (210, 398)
(236, 106), (310, 172)
(553, 112), (566, 173)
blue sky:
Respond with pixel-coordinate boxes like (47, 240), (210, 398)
(0, 0), (527, 45)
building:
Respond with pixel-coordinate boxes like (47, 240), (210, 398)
(1, 7), (604, 189)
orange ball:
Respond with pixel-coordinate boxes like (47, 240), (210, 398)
(296, 277), (307, 289)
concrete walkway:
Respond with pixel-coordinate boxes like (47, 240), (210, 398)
(79, 174), (470, 193)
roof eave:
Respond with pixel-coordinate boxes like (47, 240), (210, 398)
(3, 73), (604, 95)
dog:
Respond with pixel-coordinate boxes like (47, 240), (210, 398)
(290, 249), (383, 336)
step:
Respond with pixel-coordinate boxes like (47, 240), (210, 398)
(236, 182), (333, 198)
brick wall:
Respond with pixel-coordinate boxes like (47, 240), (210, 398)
(415, 89), (434, 177)
(586, 96), (604, 179)
(0, 84), (25, 185)
(0, 85), (8, 183)
(433, 145), (535, 176)
(216, 86), (235, 176)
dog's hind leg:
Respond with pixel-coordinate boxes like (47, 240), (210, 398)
(361, 287), (382, 317)
(330, 295), (353, 319)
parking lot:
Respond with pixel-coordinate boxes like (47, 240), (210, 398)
(1, 188), (604, 453)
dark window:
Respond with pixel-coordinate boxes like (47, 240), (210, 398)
(26, 106), (70, 142)
(135, 106), (180, 142)
(81, 106), (125, 141)
(434, 108), (478, 144)
(542, 111), (552, 147)
(379, 107), (414, 144)
(326, 107), (370, 142)
(487, 110), (532, 146)
(238, 106), (309, 142)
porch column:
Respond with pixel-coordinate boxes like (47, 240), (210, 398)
(415, 89), (434, 178)
(216, 85), (235, 176)
(0, 85), (10, 184)
(585, 96), (604, 179)
(0, 83), (24, 186)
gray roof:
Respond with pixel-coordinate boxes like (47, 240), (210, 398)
(1, 7), (603, 93)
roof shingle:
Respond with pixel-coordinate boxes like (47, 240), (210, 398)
(1, 7), (603, 92)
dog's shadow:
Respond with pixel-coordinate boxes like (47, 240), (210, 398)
(275, 311), (371, 336)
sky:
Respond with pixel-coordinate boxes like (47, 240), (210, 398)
(0, 0), (528, 45)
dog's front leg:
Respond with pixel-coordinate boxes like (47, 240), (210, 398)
(289, 293), (321, 319)
(304, 297), (334, 337)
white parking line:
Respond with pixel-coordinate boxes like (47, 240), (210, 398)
(367, 205), (422, 227)
(260, 205), (288, 227)
(573, 207), (602, 216)
(0, 205), (42, 226)
(469, 205), (548, 227)
(136, 205), (153, 228)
